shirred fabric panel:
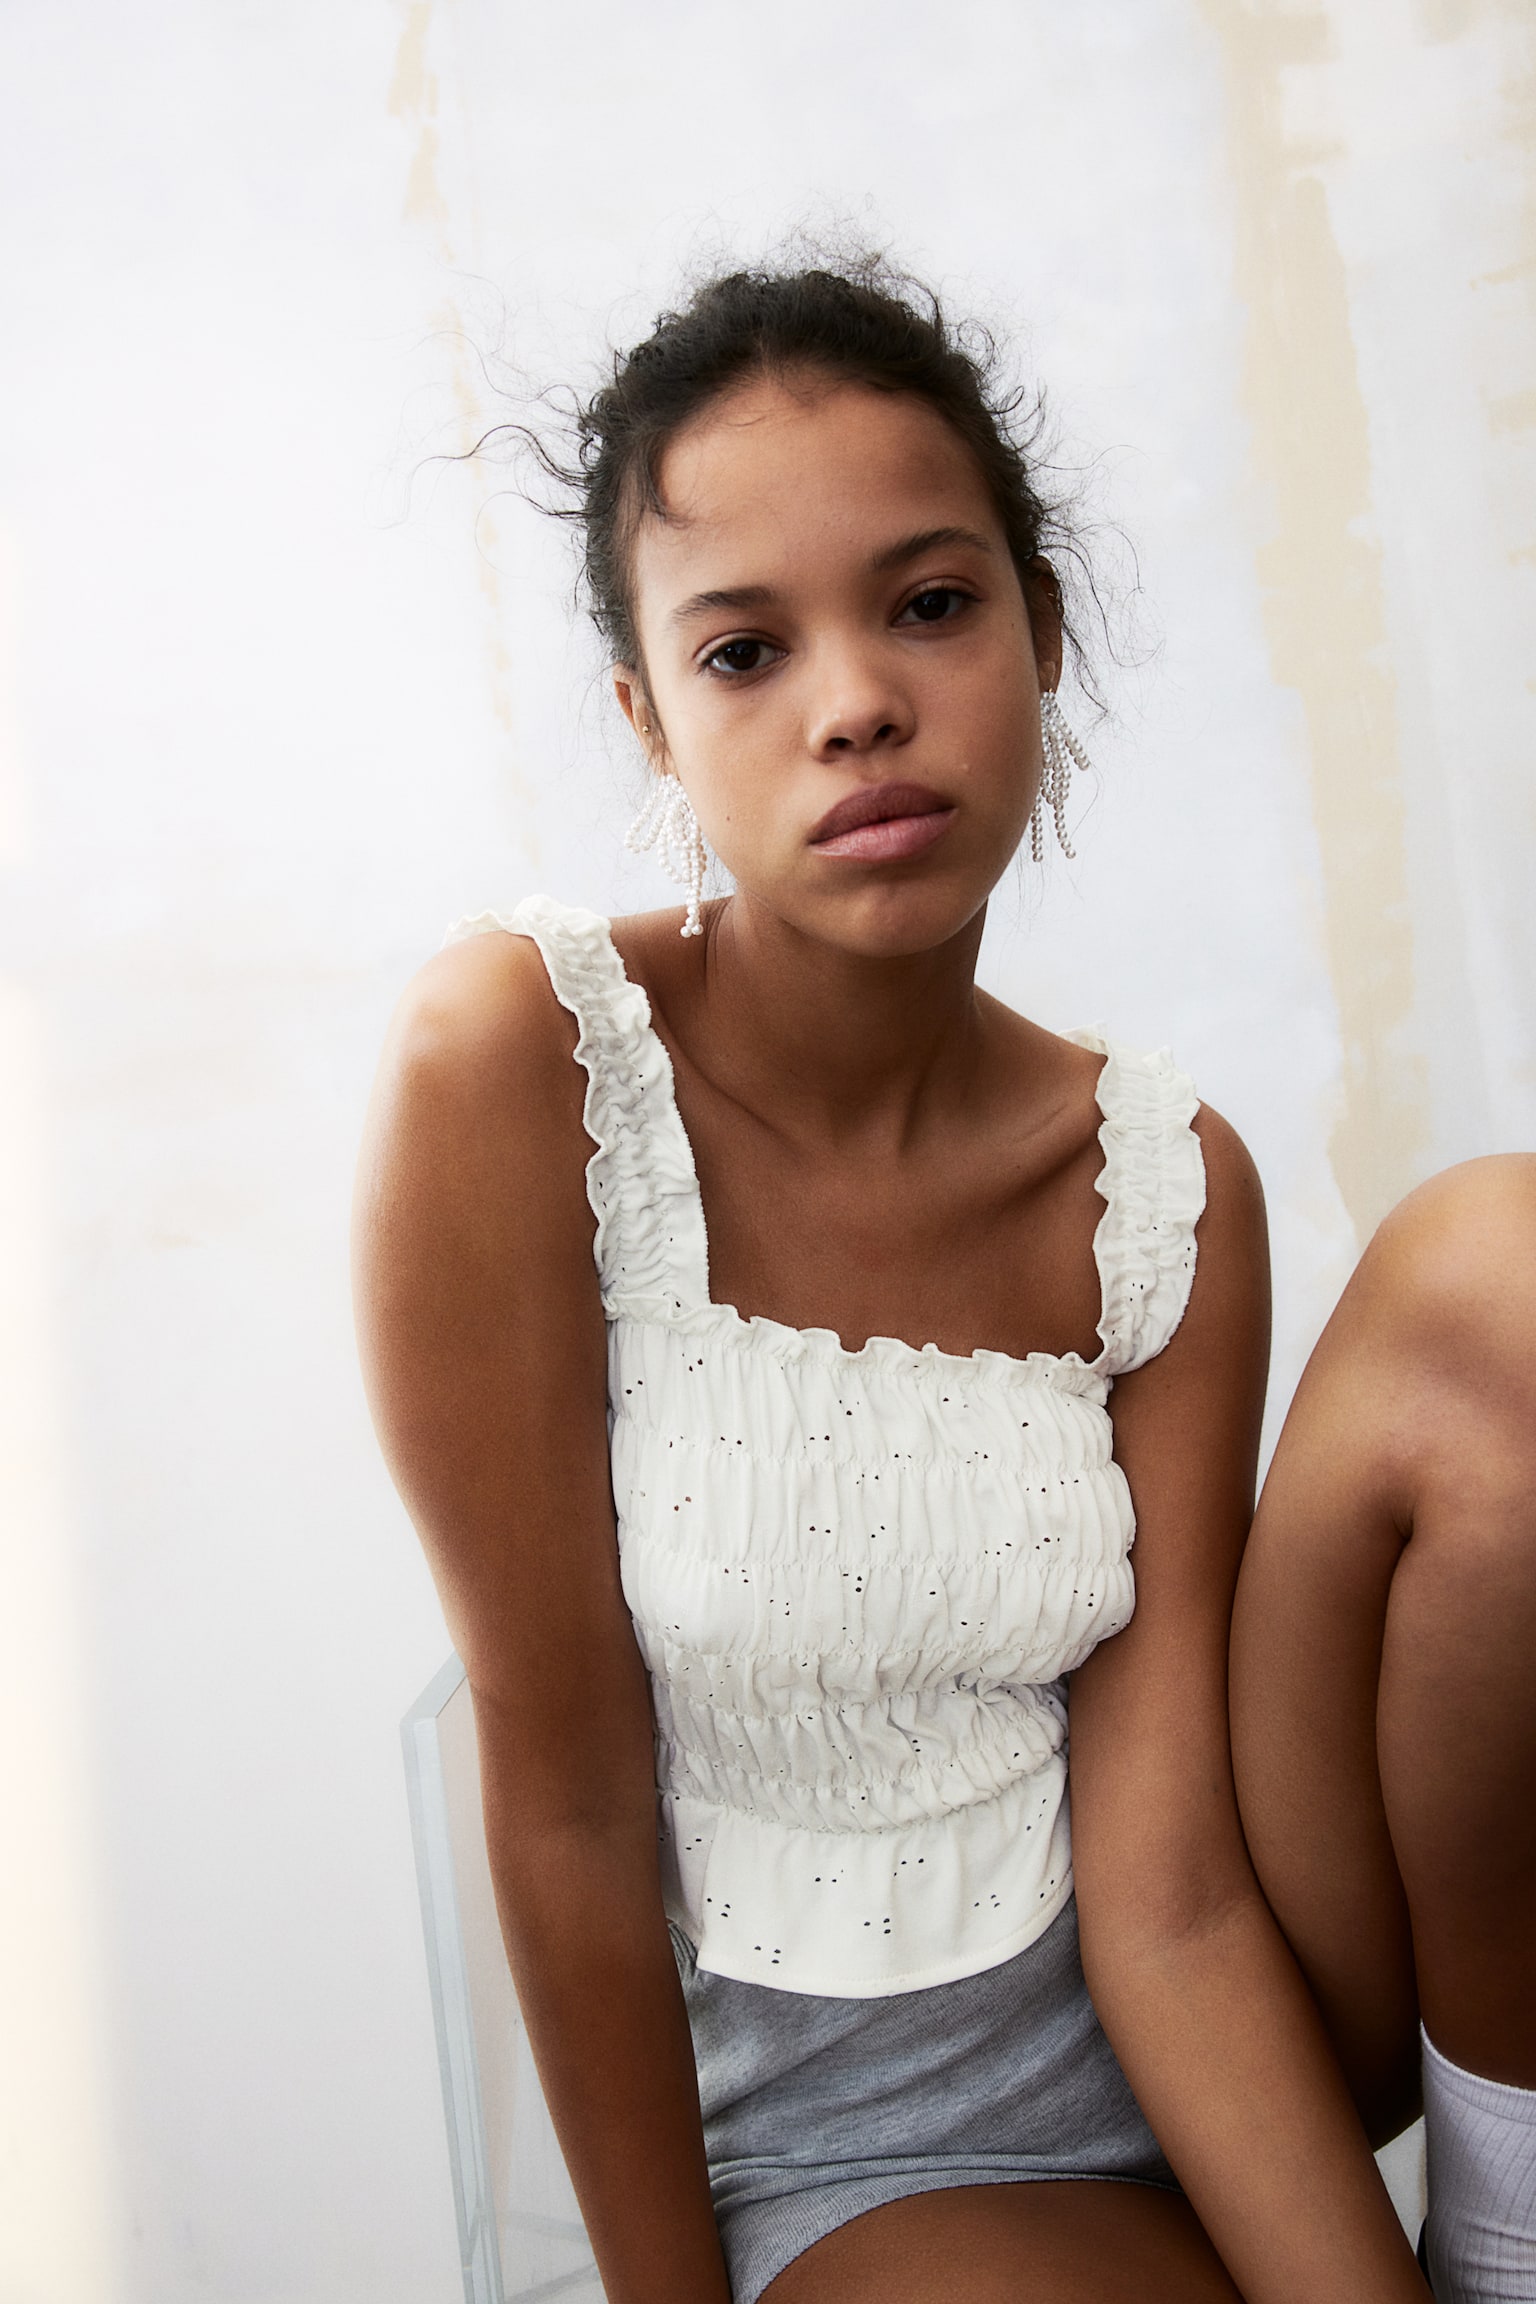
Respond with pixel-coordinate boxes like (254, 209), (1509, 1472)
(613, 1308), (1127, 1990)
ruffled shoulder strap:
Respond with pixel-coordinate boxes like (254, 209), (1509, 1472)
(1067, 1030), (1207, 1377)
(444, 896), (711, 1315)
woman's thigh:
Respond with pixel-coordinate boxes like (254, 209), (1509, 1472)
(759, 2180), (1239, 2303)
(1231, 1158), (1536, 2129)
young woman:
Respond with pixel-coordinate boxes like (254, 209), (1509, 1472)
(353, 262), (1533, 2303)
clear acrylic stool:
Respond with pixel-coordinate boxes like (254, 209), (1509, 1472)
(403, 1657), (601, 2304)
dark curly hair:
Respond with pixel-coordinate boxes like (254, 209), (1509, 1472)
(501, 252), (1101, 704)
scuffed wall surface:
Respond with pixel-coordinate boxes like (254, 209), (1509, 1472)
(0, 2), (1529, 2297)
(1202, 0), (1536, 1234)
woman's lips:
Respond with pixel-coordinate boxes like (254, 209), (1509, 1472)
(808, 780), (957, 863)
(812, 809), (957, 862)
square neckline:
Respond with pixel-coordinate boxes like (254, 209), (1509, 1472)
(596, 917), (1122, 1384)
(443, 896), (1204, 1389)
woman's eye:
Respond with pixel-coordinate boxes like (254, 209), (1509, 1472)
(704, 637), (777, 677)
(900, 586), (969, 625)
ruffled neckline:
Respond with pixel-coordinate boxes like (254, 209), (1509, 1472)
(445, 897), (1205, 1388)
(669, 1293), (1108, 1396)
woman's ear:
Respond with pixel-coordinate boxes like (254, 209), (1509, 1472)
(613, 666), (667, 765)
(1023, 557), (1065, 693)
(612, 664), (644, 734)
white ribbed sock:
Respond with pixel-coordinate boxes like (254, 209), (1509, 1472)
(1423, 2025), (1536, 2302)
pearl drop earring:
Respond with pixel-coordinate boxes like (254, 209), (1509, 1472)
(626, 771), (707, 938)
(1031, 690), (1093, 861)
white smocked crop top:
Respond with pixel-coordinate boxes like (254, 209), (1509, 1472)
(447, 896), (1206, 1999)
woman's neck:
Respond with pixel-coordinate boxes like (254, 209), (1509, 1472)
(682, 891), (994, 1154)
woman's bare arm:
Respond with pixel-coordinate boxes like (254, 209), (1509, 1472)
(1068, 1109), (1427, 2302)
(353, 930), (731, 2304)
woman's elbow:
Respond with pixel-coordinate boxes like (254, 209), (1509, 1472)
(1073, 1828), (1261, 1994)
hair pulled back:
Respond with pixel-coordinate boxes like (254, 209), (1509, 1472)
(518, 253), (1096, 697)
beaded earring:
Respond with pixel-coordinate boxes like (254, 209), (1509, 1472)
(626, 773), (707, 937)
(1030, 689), (1093, 862)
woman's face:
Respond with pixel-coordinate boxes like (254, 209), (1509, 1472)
(617, 371), (1061, 959)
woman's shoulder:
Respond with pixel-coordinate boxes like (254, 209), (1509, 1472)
(978, 995), (1235, 1157)
(1341, 1153), (1536, 1379)
(1039, 1010), (1259, 1221)
(400, 924), (576, 1092)
(996, 999), (1264, 1325)
(375, 920), (589, 1196)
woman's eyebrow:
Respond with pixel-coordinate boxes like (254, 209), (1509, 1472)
(670, 582), (775, 628)
(669, 527), (997, 629)
(869, 524), (997, 572)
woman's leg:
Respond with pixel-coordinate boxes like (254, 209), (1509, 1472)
(761, 2181), (1240, 2303)
(1231, 1156), (1536, 2136)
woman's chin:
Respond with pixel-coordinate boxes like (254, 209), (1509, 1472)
(785, 876), (995, 962)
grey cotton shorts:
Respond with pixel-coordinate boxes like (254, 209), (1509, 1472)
(675, 1896), (1177, 2304)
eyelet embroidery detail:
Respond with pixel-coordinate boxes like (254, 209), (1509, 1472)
(445, 899), (1205, 1996)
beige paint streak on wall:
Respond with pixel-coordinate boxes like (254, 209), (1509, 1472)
(1201, 0), (1427, 1241)
(1419, 0), (1536, 1104)
(0, 543), (119, 2297)
(1473, 4), (1536, 578)
(0, 530), (23, 865)
(453, 401), (525, 817)
(389, 0), (533, 835)
(389, 0), (452, 243)
(0, 1009), (121, 2304)
(1489, 387), (1536, 434)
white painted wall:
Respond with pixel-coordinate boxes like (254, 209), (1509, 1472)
(0, 2), (1529, 2298)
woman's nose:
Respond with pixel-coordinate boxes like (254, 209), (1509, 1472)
(803, 644), (916, 759)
